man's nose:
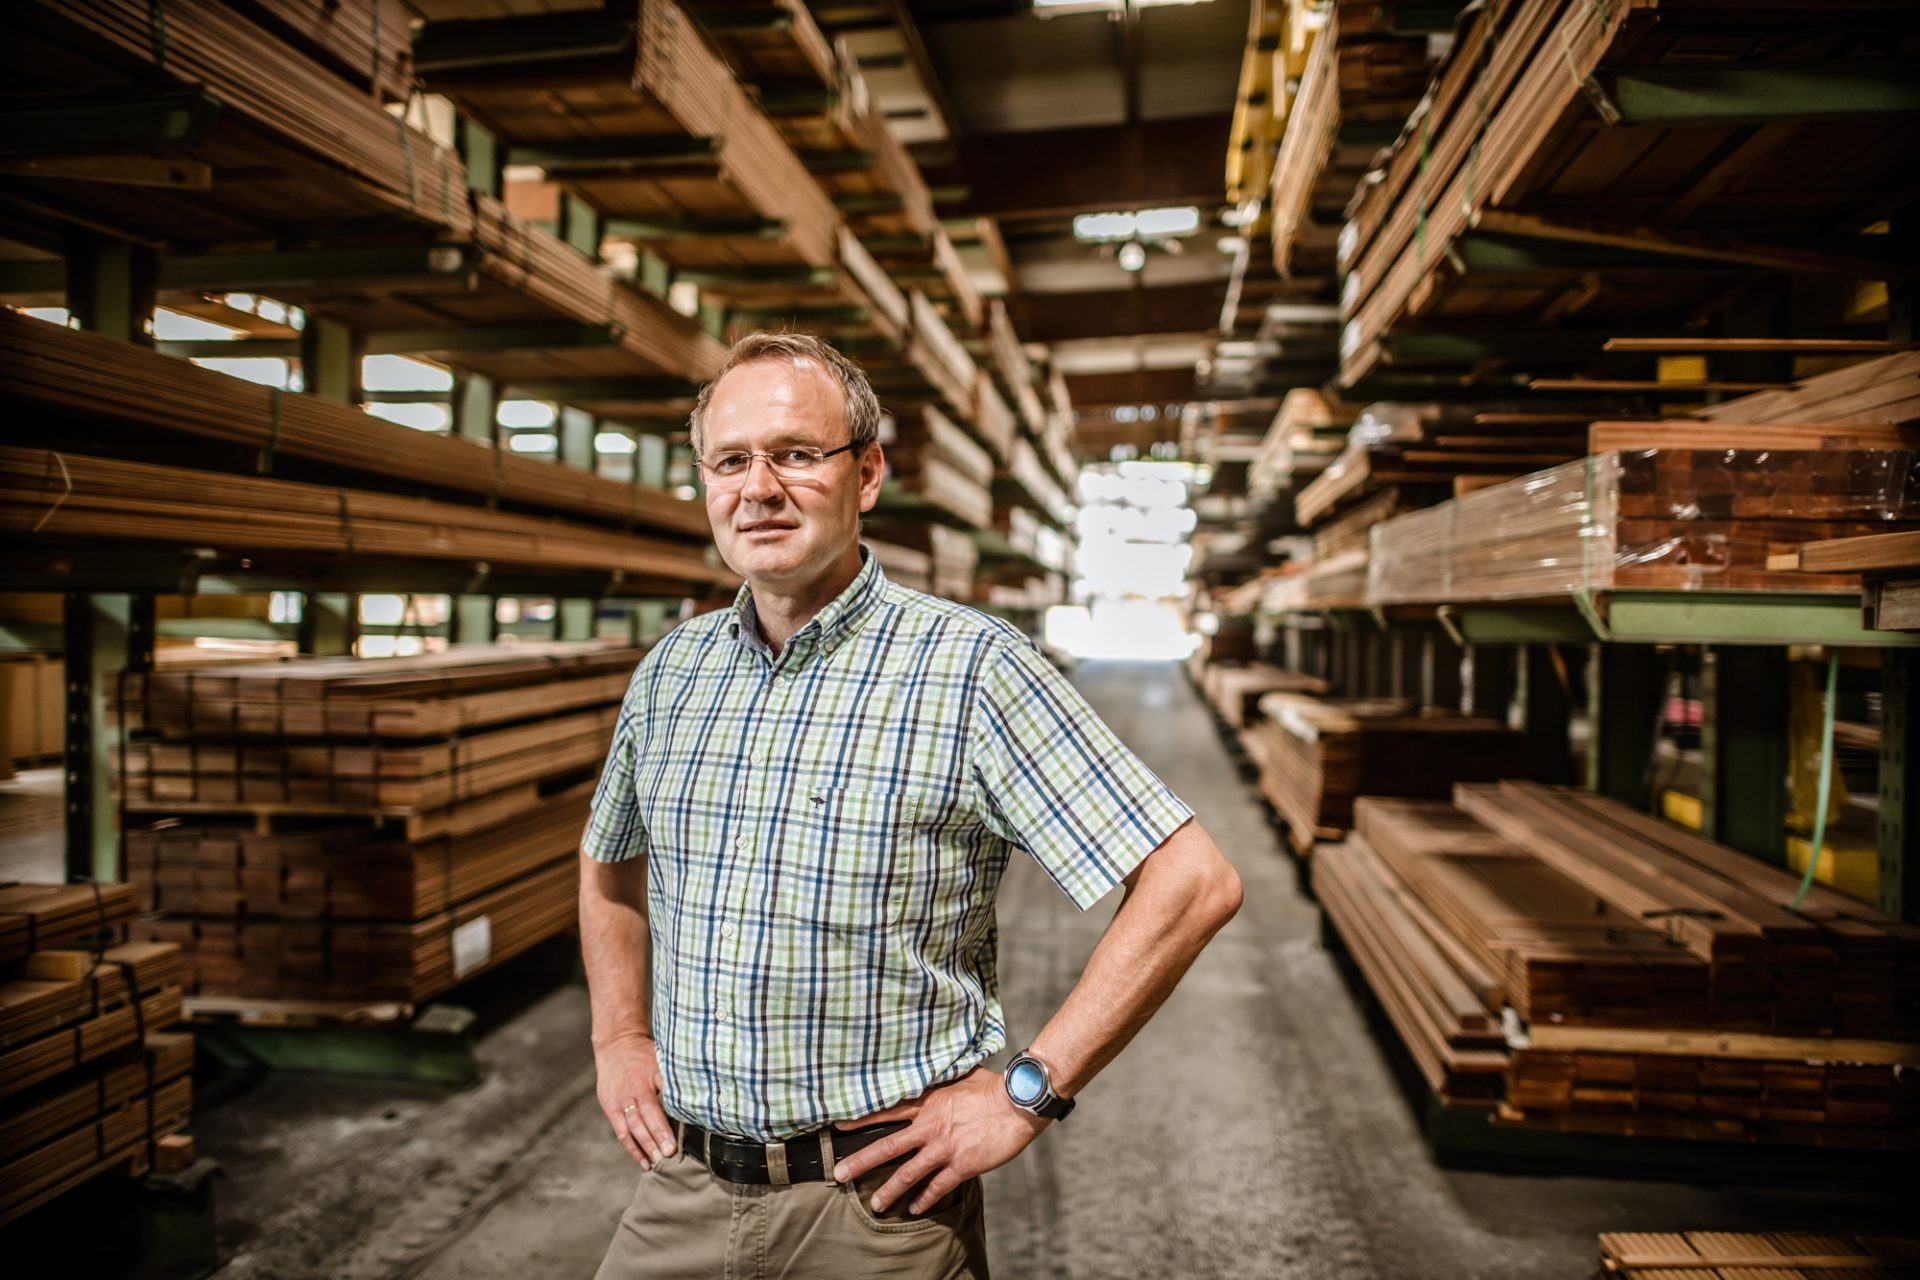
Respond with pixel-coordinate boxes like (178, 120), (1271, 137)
(737, 454), (786, 504)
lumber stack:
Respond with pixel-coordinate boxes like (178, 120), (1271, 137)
(0, 884), (138, 966)
(868, 523), (978, 602)
(0, 310), (714, 541)
(118, 645), (629, 1003)
(1337, 0), (1920, 386)
(1328, 796), (1920, 1151)
(6, 0), (474, 244)
(865, 539), (932, 593)
(879, 405), (994, 530)
(1293, 402), (1587, 527)
(1315, 839), (1509, 1104)
(1368, 443), (1920, 604)
(417, 0), (842, 283)
(239, 0), (415, 103)
(0, 447), (731, 592)
(985, 302), (1048, 437)
(0, 934), (192, 1227)
(1773, 530), (1920, 632)
(1453, 782), (1920, 1040)
(1694, 352), (1920, 430)
(1247, 390), (1355, 508)
(1200, 662), (1328, 731)
(1599, 1233), (1920, 1278)
(1268, 4), (1442, 279)
(1242, 692), (1530, 851)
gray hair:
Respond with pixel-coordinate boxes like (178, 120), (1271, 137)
(688, 331), (882, 455)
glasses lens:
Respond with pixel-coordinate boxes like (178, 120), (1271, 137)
(772, 448), (826, 473)
(708, 453), (750, 477)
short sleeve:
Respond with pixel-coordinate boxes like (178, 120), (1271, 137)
(969, 640), (1193, 909)
(582, 661), (652, 863)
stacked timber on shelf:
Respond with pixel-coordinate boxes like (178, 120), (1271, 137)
(1320, 784), (1920, 1151)
(1598, 1233), (1920, 1279)
(237, 0), (415, 103)
(119, 645), (633, 1004)
(683, 0), (980, 329)
(1774, 530), (1920, 633)
(1293, 401), (1587, 527)
(1267, 2), (1440, 280)
(879, 405), (994, 530)
(1693, 351), (1920, 431)
(984, 302), (1049, 443)
(861, 522), (976, 603)
(1247, 390), (1354, 510)
(1337, 0), (1920, 386)
(415, 0), (840, 291)
(1198, 662), (1328, 731)
(1369, 425), (1920, 605)
(0, 925), (193, 1226)
(1241, 692), (1529, 854)
(3, 0), (474, 244)
(0, 310), (718, 555)
(865, 539), (932, 593)
(0, 446), (729, 592)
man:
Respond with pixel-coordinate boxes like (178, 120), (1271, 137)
(581, 331), (1242, 1278)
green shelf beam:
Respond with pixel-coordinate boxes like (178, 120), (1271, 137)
(0, 88), (217, 157)
(1436, 592), (1920, 649)
(504, 135), (719, 176)
(606, 215), (787, 241)
(1607, 59), (1920, 127)
(413, 11), (633, 75)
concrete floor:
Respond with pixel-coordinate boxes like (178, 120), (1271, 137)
(165, 661), (1911, 1278)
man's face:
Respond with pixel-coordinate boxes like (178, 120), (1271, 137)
(699, 359), (885, 591)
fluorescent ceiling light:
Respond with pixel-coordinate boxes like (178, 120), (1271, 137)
(1133, 206), (1200, 238)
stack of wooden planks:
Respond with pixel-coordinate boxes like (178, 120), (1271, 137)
(1694, 353), (1920, 430)
(0, 884), (138, 966)
(880, 405), (995, 530)
(0, 446), (731, 593)
(1368, 442), (1920, 604)
(1337, 0), (1920, 387)
(985, 302), (1048, 438)
(1241, 692), (1530, 853)
(865, 539), (932, 593)
(1247, 390), (1356, 508)
(0, 310), (715, 541)
(6, 0), (474, 244)
(1599, 1233), (1920, 1278)
(1199, 662), (1329, 731)
(238, 0), (415, 103)
(417, 0), (842, 285)
(0, 933), (192, 1226)
(1292, 402), (1586, 527)
(861, 523), (977, 602)
(1454, 782), (1920, 1041)
(1324, 792), (1920, 1150)
(120, 645), (630, 1003)
(1772, 530), (1920, 633)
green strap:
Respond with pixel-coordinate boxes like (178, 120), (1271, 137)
(1790, 651), (1840, 912)
(148, 0), (168, 70)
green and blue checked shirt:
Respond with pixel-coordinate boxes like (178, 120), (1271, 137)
(582, 548), (1193, 1141)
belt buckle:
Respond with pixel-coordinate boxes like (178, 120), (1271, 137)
(764, 1139), (791, 1186)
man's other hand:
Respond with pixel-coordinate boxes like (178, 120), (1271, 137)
(829, 1069), (1048, 1214)
(595, 1031), (676, 1169)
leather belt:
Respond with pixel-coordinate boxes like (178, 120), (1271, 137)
(677, 1119), (906, 1187)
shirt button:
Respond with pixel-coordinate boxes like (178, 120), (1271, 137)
(749, 751), (764, 766)
(720, 922), (737, 938)
(714, 1002), (731, 1021)
(734, 835), (746, 850)
(770, 676), (783, 689)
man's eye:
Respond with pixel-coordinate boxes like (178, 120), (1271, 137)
(777, 449), (817, 466)
(714, 454), (750, 472)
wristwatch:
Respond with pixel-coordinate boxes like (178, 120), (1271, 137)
(1004, 1050), (1075, 1121)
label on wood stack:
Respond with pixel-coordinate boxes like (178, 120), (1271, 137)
(452, 916), (493, 982)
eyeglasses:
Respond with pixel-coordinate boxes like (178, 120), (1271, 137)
(697, 441), (862, 485)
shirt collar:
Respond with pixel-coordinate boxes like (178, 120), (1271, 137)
(730, 545), (887, 663)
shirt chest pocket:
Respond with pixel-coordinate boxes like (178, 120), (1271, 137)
(778, 784), (926, 932)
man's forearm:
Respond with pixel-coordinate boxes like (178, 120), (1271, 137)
(579, 847), (653, 1047)
(1027, 819), (1242, 1097)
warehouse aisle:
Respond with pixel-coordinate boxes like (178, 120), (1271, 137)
(197, 661), (1906, 1280)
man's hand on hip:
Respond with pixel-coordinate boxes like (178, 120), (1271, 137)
(595, 1031), (677, 1169)
(829, 1068), (1049, 1214)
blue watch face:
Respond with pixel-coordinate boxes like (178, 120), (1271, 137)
(1008, 1059), (1047, 1106)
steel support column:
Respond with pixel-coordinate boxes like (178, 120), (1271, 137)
(1882, 650), (1915, 922)
(301, 316), (360, 404)
(451, 372), (497, 644)
(1519, 645), (1575, 784)
(298, 595), (356, 656)
(1700, 645), (1788, 864)
(63, 595), (142, 882)
(1587, 643), (1669, 806)
(557, 406), (598, 640)
(1462, 644), (1516, 721)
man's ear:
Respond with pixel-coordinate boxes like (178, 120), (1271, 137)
(857, 441), (885, 513)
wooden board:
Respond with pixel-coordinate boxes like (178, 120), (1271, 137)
(0, 884), (138, 967)
(1599, 1232), (1920, 1277)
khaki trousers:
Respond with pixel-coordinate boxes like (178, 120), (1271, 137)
(594, 1133), (990, 1280)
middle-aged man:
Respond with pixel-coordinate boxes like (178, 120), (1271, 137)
(580, 331), (1243, 1279)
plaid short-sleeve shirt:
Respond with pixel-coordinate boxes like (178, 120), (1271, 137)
(583, 547), (1192, 1141)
